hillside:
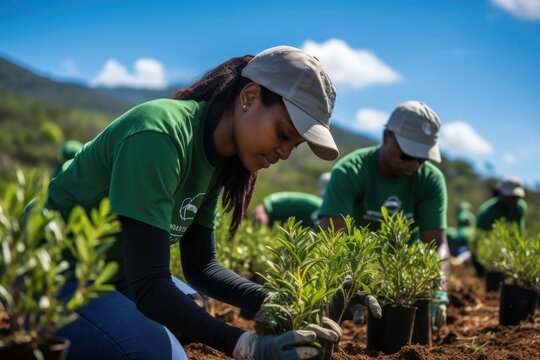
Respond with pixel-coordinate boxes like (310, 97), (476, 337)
(95, 86), (178, 105)
(0, 56), (131, 115)
(0, 55), (538, 232)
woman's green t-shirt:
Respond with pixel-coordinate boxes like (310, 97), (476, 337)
(48, 99), (223, 277)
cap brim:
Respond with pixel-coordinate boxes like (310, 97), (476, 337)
(283, 99), (339, 161)
(500, 188), (525, 198)
(395, 134), (441, 163)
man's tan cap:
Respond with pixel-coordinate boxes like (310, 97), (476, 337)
(386, 100), (441, 163)
(242, 46), (339, 161)
(499, 176), (525, 198)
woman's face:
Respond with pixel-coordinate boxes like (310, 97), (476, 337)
(233, 86), (305, 172)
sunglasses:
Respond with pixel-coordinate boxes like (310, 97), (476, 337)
(389, 131), (426, 164)
(399, 151), (426, 164)
(395, 140), (426, 164)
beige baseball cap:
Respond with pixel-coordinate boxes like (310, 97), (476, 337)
(499, 176), (525, 198)
(241, 46), (339, 161)
(386, 100), (441, 163)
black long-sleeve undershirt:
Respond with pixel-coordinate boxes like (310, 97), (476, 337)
(120, 217), (265, 356)
(179, 223), (266, 312)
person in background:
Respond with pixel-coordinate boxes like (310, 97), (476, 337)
(471, 177), (527, 277)
(48, 46), (342, 360)
(476, 176), (527, 233)
(53, 139), (83, 177)
(447, 201), (476, 257)
(319, 100), (450, 328)
(251, 172), (331, 229)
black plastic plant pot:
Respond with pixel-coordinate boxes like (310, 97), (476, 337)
(0, 337), (70, 360)
(499, 283), (539, 325)
(367, 303), (417, 354)
(411, 298), (432, 347)
(485, 271), (505, 292)
(471, 254), (485, 277)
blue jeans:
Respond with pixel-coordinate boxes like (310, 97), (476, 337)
(56, 276), (193, 360)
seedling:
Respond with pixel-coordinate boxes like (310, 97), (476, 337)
(0, 169), (119, 350)
(464, 337), (489, 354)
(259, 219), (328, 334)
(315, 217), (378, 324)
(372, 207), (443, 306)
(495, 220), (540, 289)
(472, 228), (505, 272)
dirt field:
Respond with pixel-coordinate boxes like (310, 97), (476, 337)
(184, 264), (540, 360)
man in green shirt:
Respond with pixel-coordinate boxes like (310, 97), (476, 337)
(476, 176), (527, 233)
(319, 100), (450, 327)
(251, 172), (330, 229)
(252, 191), (322, 229)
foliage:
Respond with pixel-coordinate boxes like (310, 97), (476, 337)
(372, 208), (444, 306)
(258, 216), (379, 334)
(259, 219), (328, 334)
(0, 169), (119, 348)
(494, 220), (540, 288)
(215, 210), (278, 278)
(464, 338), (489, 354)
(169, 209), (281, 282)
(0, 90), (112, 194)
(472, 228), (505, 272)
(314, 217), (379, 324)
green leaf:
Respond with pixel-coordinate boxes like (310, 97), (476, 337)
(94, 262), (118, 285)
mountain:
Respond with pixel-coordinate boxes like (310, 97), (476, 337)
(330, 122), (377, 154)
(0, 56), (131, 115)
(94, 86), (179, 105)
(0, 55), (377, 149)
(0, 55), (539, 232)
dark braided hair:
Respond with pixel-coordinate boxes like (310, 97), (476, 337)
(174, 55), (283, 236)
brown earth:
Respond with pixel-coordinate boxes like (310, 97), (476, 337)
(185, 265), (540, 360)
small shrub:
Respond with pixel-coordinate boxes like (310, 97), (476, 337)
(259, 219), (328, 334)
(0, 169), (119, 349)
(372, 207), (444, 306)
(495, 220), (540, 288)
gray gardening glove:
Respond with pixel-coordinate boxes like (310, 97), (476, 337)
(329, 275), (382, 324)
(233, 322), (340, 360)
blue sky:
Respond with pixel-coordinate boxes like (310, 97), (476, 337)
(1, 0), (540, 188)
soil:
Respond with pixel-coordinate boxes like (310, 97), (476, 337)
(185, 264), (540, 360)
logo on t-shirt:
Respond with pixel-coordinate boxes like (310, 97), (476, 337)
(179, 193), (206, 220)
(383, 196), (402, 213)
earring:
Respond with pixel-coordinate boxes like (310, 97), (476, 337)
(242, 105), (248, 112)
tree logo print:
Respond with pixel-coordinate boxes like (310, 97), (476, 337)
(179, 193), (205, 220)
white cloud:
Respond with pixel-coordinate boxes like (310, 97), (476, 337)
(60, 58), (78, 76)
(502, 152), (517, 164)
(301, 39), (402, 90)
(491, 0), (540, 20)
(440, 121), (494, 155)
(91, 58), (166, 89)
(354, 108), (389, 136)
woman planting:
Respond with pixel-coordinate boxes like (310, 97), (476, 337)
(47, 46), (341, 359)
